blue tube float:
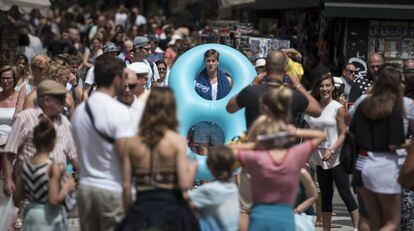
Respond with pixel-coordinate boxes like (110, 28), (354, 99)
(168, 43), (257, 180)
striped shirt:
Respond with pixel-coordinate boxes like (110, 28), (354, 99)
(22, 159), (51, 203)
(4, 107), (77, 167)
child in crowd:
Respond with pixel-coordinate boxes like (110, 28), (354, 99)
(13, 118), (76, 230)
(188, 145), (239, 231)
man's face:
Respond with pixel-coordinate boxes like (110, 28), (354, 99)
(368, 55), (384, 76)
(133, 45), (151, 61)
(119, 69), (138, 105)
(1, 70), (15, 91)
(114, 69), (127, 97)
(43, 94), (65, 119)
(343, 64), (356, 82)
(204, 55), (219, 73)
(124, 42), (133, 53)
(135, 73), (148, 96)
(68, 28), (80, 42)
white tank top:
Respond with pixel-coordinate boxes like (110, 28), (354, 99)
(305, 100), (343, 169)
(0, 107), (15, 143)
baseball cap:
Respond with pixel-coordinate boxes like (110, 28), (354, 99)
(102, 42), (120, 54)
(37, 79), (67, 97)
(133, 36), (149, 48)
(168, 34), (182, 46)
(255, 58), (266, 68)
(128, 62), (149, 74)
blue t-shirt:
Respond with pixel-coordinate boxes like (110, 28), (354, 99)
(189, 181), (239, 231)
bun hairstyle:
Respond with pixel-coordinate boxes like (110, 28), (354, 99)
(207, 145), (235, 181)
(33, 117), (56, 151)
(260, 87), (292, 123)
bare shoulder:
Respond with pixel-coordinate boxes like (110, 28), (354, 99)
(165, 130), (186, 143)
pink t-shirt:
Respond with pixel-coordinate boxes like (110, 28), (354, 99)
(237, 140), (314, 205)
(164, 47), (177, 68)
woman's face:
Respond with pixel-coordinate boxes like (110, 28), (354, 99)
(91, 39), (102, 50)
(57, 69), (71, 86)
(17, 59), (27, 71)
(115, 33), (124, 42)
(157, 63), (167, 79)
(1, 70), (15, 91)
(319, 78), (334, 100)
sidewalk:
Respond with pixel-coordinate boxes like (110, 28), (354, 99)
(67, 189), (356, 231)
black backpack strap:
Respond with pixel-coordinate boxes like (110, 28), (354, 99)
(85, 101), (115, 144)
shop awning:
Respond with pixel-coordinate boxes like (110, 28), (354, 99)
(0, 0), (51, 15)
(323, 1), (414, 20)
(220, 0), (255, 8)
(254, 0), (320, 9)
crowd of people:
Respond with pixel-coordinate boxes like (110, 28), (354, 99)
(0, 3), (414, 231)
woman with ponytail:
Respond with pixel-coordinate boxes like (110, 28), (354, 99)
(230, 87), (326, 230)
(117, 87), (199, 231)
(13, 118), (76, 230)
(305, 70), (359, 230)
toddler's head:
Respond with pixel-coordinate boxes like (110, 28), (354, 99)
(207, 145), (235, 182)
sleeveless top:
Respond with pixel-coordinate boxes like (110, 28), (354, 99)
(305, 100), (343, 169)
(22, 159), (52, 203)
(0, 107), (15, 145)
(134, 151), (178, 191)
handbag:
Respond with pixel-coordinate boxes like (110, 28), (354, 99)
(340, 131), (357, 174)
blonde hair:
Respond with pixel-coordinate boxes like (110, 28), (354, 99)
(47, 61), (63, 79)
(247, 115), (287, 142)
(57, 65), (71, 76)
(31, 54), (51, 70)
(260, 86), (292, 122)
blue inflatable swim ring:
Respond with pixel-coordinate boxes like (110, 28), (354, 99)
(169, 43), (256, 179)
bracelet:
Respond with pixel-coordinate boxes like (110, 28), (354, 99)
(295, 83), (303, 89)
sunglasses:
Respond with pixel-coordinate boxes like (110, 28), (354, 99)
(346, 69), (356, 74)
(137, 47), (151, 51)
(126, 83), (137, 89)
(158, 67), (166, 71)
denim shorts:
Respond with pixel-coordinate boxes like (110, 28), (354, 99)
(193, 122), (225, 145)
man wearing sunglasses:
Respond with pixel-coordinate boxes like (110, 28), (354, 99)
(340, 63), (356, 100)
(131, 36), (160, 89)
(118, 65), (146, 134)
(348, 53), (384, 107)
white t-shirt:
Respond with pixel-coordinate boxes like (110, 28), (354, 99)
(189, 181), (239, 231)
(85, 66), (95, 85)
(135, 15), (147, 26)
(71, 92), (135, 192)
(115, 12), (128, 28)
(211, 82), (218, 101)
(129, 96), (145, 134)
